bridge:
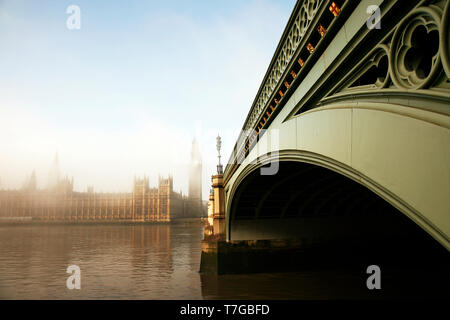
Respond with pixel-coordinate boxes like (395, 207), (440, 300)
(203, 0), (450, 266)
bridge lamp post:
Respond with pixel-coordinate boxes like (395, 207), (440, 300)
(216, 135), (223, 175)
(212, 134), (225, 236)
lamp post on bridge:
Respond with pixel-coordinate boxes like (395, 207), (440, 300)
(216, 135), (223, 175)
(212, 134), (225, 236)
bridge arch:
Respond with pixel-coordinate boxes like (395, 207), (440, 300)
(223, 0), (450, 251)
(226, 151), (445, 252)
(225, 101), (450, 250)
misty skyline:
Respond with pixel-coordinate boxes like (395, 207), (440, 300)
(0, 0), (295, 199)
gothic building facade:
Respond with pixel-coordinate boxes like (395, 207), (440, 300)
(0, 141), (206, 222)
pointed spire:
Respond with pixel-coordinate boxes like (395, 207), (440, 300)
(191, 137), (202, 164)
(48, 152), (60, 189)
(54, 152), (59, 165)
(29, 169), (37, 191)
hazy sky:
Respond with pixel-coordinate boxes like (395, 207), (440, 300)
(0, 0), (295, 198)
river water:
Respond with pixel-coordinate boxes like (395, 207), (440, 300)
(0, 223), (447, 299)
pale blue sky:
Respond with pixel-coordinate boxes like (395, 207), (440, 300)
(0, 0), (295, 198)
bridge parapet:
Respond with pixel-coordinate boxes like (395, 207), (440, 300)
(225, 0), (450, 184)
(226, 0), (351, 176)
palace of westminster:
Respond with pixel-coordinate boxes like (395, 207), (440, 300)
(0, 140), (206, 222)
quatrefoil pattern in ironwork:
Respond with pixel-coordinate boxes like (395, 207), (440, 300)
(389, 6), (443, 89)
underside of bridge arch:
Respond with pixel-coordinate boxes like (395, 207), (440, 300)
(228, 160), (446, 256)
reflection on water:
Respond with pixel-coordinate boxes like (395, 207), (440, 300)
(0, 224), (202, 299)
(0, 224), (448, 300)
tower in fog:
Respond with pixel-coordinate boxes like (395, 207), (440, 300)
(24, 170), (37, 191)
(187, 138), (203, 217)
(47, 152), (60, 189)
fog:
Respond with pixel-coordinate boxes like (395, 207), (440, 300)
(0, 0), (295, 199)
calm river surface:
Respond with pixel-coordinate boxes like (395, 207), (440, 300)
(0, 223), (447, 299)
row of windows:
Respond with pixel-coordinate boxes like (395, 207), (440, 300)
(0, 208), (169, 218)
(0, 195), (164, 202)
(0, 200), (164, 208)
(0, 207), (164, 214)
